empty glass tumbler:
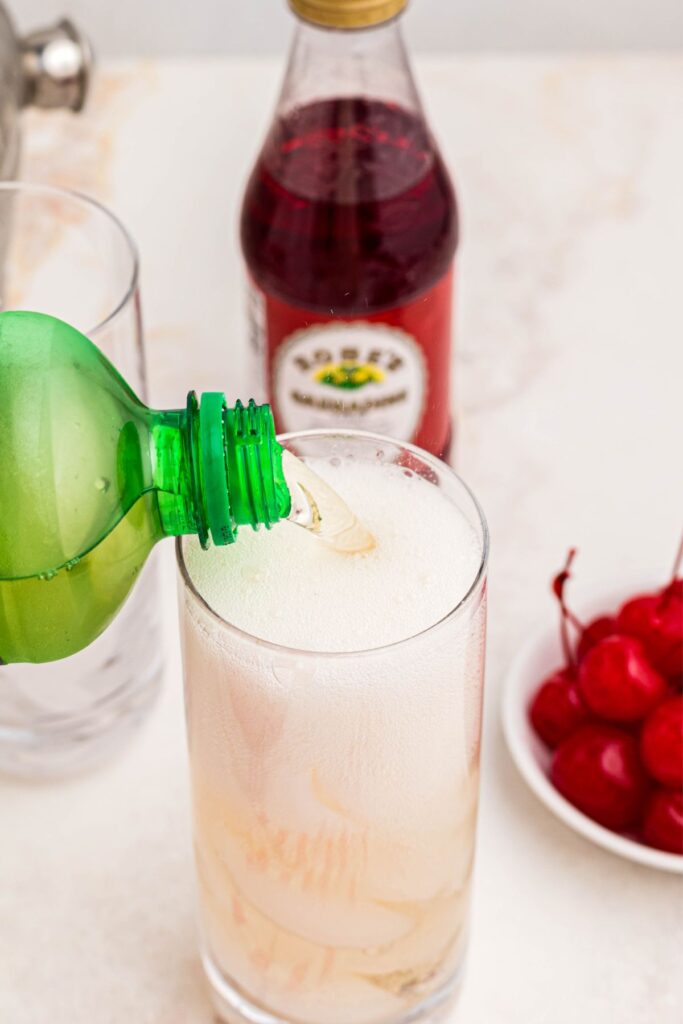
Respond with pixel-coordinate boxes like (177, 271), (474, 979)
(0, 182), (162, 777)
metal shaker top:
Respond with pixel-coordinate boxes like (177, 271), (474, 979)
(20, 17), (92, 112)
(0, 3), (91, 178)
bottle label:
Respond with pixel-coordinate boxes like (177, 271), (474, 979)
(248, 267), (453, 455)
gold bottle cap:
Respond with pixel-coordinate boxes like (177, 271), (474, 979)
(289, 0), (407, 29)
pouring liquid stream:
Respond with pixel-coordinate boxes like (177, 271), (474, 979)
(282, 451), (375, 555)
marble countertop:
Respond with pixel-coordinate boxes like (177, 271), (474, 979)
(2, 55), (682, 1023)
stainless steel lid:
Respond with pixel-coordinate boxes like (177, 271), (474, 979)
(21, 17), (92, 112)
(0, 4), (92, 178)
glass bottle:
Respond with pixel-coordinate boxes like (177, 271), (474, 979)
(241, 0), (457, 458)
(0, 310), (291, 665)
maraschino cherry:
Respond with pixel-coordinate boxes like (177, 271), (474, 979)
(551, 724), (648, 830)
(640, 696), (683, 787)
(577, 615), (618, 662)
(529, 668), (588, 748)
(616, 537), (683, 678)
(642, 790), (683, 854)
(578, 635), (666, 723)
(617, 591), (682, 678)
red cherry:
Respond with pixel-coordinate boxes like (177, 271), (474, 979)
(642, 789), (683, 854)
(551, 724), (649, 830)
(576, 616), (618, 661)
(640, 696), (683, 787)
(529, 669), (588, 748)
(669, 672), (683, 692)
(578, 635), (666, 722)
(617, 589), (683, 678)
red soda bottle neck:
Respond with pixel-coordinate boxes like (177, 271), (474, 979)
(280, 7), (420, 125)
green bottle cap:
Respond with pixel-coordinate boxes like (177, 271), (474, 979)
(197, 394), (291, 546)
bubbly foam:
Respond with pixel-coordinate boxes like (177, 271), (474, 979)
(185, 457), (481, 653)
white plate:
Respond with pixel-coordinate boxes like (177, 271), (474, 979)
(502, 577), (683, 874)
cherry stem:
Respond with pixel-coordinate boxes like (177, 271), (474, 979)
(660, 530), (683, 608)
(670, 531), (683, 582)
(552, 548), (583, 669)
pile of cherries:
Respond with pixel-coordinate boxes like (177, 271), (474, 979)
(529, 548), (683, 854)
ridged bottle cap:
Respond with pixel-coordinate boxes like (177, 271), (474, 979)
(289, 0), (407, 29)
(223, 398), (291, 537)
(198, 394), (291, 546)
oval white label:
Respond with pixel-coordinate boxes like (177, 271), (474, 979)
(272, 321), (426, 441)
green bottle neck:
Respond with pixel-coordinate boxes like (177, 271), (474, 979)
(149, 395), (291, 546)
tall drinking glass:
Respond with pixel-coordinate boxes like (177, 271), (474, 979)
(177, 431), (488, 1024)
(0, 182), (162, 777)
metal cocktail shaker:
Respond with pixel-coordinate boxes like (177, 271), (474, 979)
(0, 4), (91, 179)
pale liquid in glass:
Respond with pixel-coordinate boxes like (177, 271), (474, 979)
(182, 455), (485, 1024)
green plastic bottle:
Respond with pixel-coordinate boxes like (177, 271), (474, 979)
(0, 310), (292, 665)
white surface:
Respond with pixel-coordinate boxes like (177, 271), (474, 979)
(15, 0), (683, 55)
(502, 574), (683, 875)
(2, 54), (683, 1023)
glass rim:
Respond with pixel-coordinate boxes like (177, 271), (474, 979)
(0, 180), (140, 337)
(176, 428), (489, 660)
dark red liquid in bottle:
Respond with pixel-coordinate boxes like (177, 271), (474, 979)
(241, 97), (458, 457)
